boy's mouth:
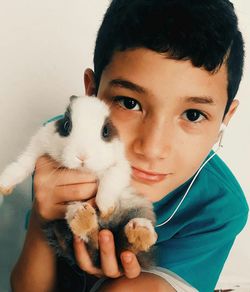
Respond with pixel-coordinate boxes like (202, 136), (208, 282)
(131, 166), (169, 184)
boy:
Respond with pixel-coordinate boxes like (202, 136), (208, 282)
(11, 0), (249, 291)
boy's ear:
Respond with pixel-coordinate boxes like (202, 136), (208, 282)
(84, 68), (96, 96)
(223, 99), (239, 126)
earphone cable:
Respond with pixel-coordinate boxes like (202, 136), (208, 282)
(155, 144), (222, 228)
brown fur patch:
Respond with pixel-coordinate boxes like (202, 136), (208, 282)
(99, 206), (115, 221)
(88, 228), (99, 249)
(69, 204), (98, 237)
(125, 223), (157, 253)
(0, 185), (13, 195)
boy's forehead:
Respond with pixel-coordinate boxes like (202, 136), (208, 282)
(104, 48), (228, 80)
(101, 48), (228, 106)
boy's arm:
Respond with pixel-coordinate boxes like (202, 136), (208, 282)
(73, 230), (176, 292)
(98, 273), (176, 292)
(10, 209), (57, 292)
(10, 154), (98, 291)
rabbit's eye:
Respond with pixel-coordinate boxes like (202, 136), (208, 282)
(56, 115), (72, 137)
(102, 123), (111, 140)
(60, 117), (72, 136)
(63, 120), (71, 133)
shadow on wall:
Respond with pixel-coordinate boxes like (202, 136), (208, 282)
(0, 178), (32, 292)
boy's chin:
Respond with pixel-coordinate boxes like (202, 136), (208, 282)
(131, 178), (169, 202)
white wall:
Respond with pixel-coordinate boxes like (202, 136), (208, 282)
(0, 0), (249, 288)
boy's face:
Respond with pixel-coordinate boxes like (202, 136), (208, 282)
(85, 48), (238, 202)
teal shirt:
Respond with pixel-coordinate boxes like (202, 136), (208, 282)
(27, 115), (248, 291)
(153, 152), (248, 292)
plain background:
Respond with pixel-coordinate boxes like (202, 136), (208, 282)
(0, 1), (249, 291)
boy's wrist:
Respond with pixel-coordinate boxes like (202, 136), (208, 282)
(29, 206), (50, 235)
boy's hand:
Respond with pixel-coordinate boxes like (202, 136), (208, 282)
(33, 155), (97, 224)
(33, 155), (141, 279)
(73, 229), (141, 279)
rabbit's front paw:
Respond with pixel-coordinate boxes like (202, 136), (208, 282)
(0, 184), (14, 195)
(124, 218), (157, 253)
(66, 202), (98, 241)
(0, 169), (17, 195)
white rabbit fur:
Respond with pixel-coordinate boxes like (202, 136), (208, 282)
(0, 95), (157, 269)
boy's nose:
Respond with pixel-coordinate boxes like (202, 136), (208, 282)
(133, 119), (173, 160)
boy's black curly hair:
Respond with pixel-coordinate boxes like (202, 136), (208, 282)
(94, 0), (244, 114)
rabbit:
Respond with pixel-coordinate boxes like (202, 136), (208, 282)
(0, 95), (157, 269)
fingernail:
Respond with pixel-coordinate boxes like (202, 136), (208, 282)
(122, 254), (132, 264)
(101, 234), (110, 243)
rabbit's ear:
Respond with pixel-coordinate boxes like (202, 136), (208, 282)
(69, 95), (79, 103)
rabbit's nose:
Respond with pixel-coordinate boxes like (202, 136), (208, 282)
(76, 155), (85, 162)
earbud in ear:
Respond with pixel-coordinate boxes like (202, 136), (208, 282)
(219, 123), (227, 134)
(218, 123), (227, 147)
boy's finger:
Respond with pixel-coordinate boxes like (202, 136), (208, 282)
(73, 236), (103, 277)
(121, 251), (141, 279)
(54, 182), (97, 202)
(99, 230), (121, 278)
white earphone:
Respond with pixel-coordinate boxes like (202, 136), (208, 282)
(219, 123), (227, 133)
(156, 123), (227, 228)
(218, 123), (227, 147)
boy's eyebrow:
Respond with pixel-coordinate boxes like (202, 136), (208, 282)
(109, 79), (146, 94)
(109, 79), (215, 105)
(184, 96), (215, 105)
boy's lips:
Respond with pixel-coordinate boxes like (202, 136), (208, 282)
(131, 166), (169, 184)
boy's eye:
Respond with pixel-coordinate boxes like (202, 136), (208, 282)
(183, 109), (207, 123)
(113, 96), (141, 111)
